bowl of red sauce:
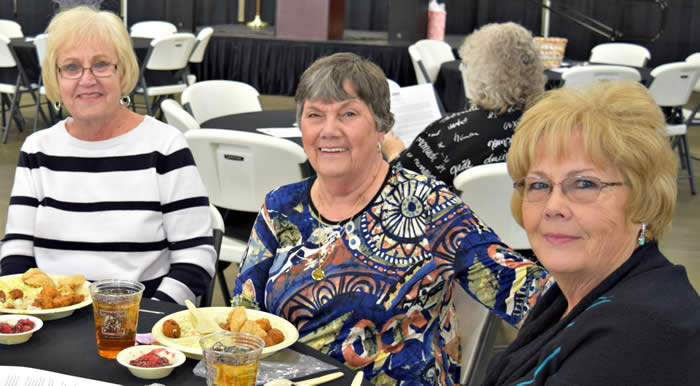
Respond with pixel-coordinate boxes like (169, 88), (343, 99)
(116, 345), (186, 379)
(0, 314), (43, 345)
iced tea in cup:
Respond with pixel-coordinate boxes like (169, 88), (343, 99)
(88, 279), (145, 359)
(200, 331), (265, 386)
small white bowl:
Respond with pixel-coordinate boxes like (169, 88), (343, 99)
(116, 345), (186, 380)
(0, 314), (43, 345)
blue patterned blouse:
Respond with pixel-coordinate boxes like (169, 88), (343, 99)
(232, 166), (551, 385)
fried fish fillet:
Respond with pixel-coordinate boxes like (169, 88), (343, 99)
(227, 306), (247, 332)
(22, 268), (55, 288)
(240, 319), (267, 339)
(57, 274), (85, 291)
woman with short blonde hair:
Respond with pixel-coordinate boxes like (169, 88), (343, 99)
(483, 81), (699, 385)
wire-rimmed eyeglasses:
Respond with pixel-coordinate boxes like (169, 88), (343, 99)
(57, 61), (118, 79)
(513, 176), (625, 204)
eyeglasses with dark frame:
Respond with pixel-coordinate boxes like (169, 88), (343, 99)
(57, 61), (118, 80)
(513, 176), (625, 204)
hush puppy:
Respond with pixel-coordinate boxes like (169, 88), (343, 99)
(162, 319), (182, 338)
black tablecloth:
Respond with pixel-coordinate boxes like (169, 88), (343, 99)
(434, 60), (655, 113)
(0, 298), (365, 386)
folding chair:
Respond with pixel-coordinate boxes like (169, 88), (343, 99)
(185, 129), (308, 306)
(181, 80), (261, 125)
(409, 39), (455, 84)
(129, 21), (177, 39)
(453, 163), (530, 251)
(161, 98), (199, 133)
(648, 61), (700, 195)
(561, 65), (641, 89)
(186, 27), (214, 86)
(0, 20), (23, 38)
(132, 33), (196, 117)
(0, 34), (45, 143)
(32, 33), (55, 132)
(589, 42), (651, 67)
(199, 204), (225, 307)
(683, 53), (700, 128)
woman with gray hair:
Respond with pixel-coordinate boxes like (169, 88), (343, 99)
(232, 52), (552, 385)
(383, 22), (546, 190)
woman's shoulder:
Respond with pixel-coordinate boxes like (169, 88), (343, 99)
(21, 120), (68, 152)
(263, 177), (313, 211)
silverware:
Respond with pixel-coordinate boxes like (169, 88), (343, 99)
(139, 309), (165, 315)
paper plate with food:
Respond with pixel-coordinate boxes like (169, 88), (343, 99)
(0, 268), (92, 320)
(152, 306), (299, 360)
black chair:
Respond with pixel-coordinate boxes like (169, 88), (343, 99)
(199, 204), (225, 307)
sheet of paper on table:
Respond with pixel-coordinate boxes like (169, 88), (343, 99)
(256, 127), (302, 138)
(0, 366), (120, 386)
(390, 83), (444, 146)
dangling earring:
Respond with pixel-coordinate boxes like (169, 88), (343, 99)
(120, 96), (131, 106)
(638, 222), (647, 246)
(53, 101), (61, 112)
(377, 142), (382, 153)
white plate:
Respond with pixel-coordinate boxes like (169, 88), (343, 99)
(0, 274), (92, 320)
(152, 307), (299, 360)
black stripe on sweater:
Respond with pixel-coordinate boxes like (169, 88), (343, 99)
(34, 237), (169, 252)
(2, 233), (34, 242)
(9, 196), (210, 213)
(18, 148), (195, 174)
(9, 196), (39, 207)
(161, 197), (209, 213)
(169, 236), (214, 250)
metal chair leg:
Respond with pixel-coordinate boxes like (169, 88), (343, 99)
(681, 134), (696, 195)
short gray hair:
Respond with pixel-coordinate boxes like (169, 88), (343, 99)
(295, 53), (395, 133)
(459, 22), (546, 113)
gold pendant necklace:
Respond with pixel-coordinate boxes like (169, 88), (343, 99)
(312, 164), (383, 281)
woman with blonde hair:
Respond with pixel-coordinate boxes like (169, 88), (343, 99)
(383, 22), (546, 189)
(483, 81), (700, 385)
(0, 7), (215, 305)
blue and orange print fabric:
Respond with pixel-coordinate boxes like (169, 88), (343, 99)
(233, 166), (551, 385)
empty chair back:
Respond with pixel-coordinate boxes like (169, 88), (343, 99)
(185, 129), (307, 212)
(453, 163), (530, 250)
(0, 20), (23, 38)
(686, 53), (700, 92)
(189, 27), (214, 64)
(414, 39), (455, 83)
(33, 33), (48, 66)
(161, 99), (200, 133)
(408, 44), (429, 84)
(130, 20), (177, 38)
(648, 62), (700, 107)
(561, 65), (641, 88)
(454, 285), (498, 386)
(589, 42), (651, 67)
(0, 34), (17, 68)
(182, 80), (262, 124)
(145, 33), (197, 71)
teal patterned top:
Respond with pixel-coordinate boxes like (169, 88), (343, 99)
(232, 165), (551, 385)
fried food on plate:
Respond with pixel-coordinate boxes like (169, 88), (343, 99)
(9, 289), (23, 300)
(58, 274), (86, 290)
(52, 293), (85, 308)
(22, 268), (56, 288)
(162, 319), (182, 338)
(255, 318), (271, 332)
(228, 306), (247, 332)
(240, 319), (267, 339)
(267, 328), (284, 345)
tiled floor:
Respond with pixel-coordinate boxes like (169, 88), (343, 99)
(1, 93), (698, 343)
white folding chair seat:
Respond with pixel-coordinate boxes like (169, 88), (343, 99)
(453, 163), (530, 250)
(129, 21), (177, 39)
(181, 80), (261, 125)
(161, 98), (199, 133)
(589, 42), (651, 67)
(648, 61), (700, 195)
(0, 34), (42, 143)
(683, 53), (700, 127)
(0, 20), (23, 38)
(412, 39), (455, 84)
(185, 129), (308, 305)
(561, 65), (641, 88)
(132, 33), (197, 116)
(186, 27), (214, 86)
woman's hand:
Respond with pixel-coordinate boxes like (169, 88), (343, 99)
(382, 130), (406, 161)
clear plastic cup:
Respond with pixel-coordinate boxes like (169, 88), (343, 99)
(88, 279), (145, 359)
(199, 331), (265, 386)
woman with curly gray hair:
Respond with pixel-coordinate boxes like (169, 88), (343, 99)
(383, 22), (546, 190)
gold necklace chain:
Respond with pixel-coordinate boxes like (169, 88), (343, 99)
(311, 164), (383, 281)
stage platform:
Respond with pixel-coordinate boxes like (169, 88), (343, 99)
(191, 24), (466, 96)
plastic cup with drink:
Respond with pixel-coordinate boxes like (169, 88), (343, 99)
(88, 279), (145, 359)
(200, 331), (265, 386)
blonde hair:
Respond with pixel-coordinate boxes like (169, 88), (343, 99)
(42, 6), (139, 103)
(507, 81), (677, 241)
(458, 22), (546, 113)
